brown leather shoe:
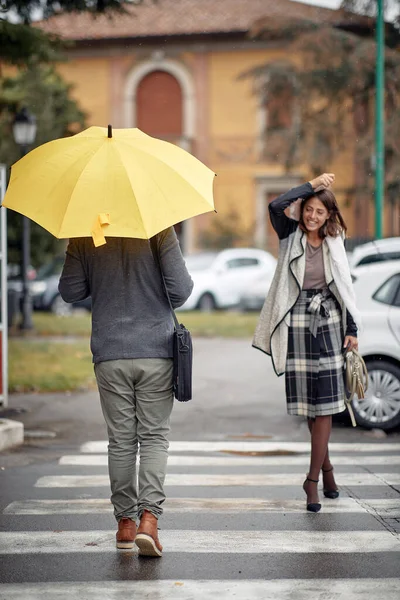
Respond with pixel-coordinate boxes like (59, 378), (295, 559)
(135, 510), (163, 557)
(116, 517), (137, 549)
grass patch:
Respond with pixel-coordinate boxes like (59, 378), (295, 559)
(178, 311), (259, 337)
(9, 310), (260, 393)
(29, 310), (259, 339)
(31, 312), (92, 337)
(9, 338), (95, 393)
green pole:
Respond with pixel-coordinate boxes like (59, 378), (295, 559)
(375, 0), (385, 239)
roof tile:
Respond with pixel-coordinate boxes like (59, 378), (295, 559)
(37, 0), (352, 41)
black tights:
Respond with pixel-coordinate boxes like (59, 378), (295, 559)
(307, 416), (333, 480)
(304, 416), (335, 503)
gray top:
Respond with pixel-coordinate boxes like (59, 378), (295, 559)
(58, 227), (193, 363)
(302, 242), (327, 290)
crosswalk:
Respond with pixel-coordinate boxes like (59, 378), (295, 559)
(1, 440), (400, 599)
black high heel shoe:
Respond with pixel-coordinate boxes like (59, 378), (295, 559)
(303, 477), (321, 513)
(322, 467), (339, 499)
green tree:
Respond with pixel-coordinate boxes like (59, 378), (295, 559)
(1, 65), (86, 266)
(245, 13), (400, 235)
(341, 1), (400, 45)
(0, 1), (157, 66)
(199, 210), (253, 250)
(341, 1), (400, 23)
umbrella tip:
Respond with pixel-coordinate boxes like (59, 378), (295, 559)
(108, 124), (112, 138)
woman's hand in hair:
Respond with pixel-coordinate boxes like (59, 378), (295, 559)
(343, 335), (358, 352)
(309, 173), (335, 192)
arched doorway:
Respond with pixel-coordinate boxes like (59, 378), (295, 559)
(136, 70), (183, 140)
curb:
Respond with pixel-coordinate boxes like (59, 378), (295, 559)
(0, 419), (24, 452)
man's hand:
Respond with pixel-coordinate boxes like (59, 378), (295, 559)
(343, 335), (358, 352)
(309, 173), (335, 192)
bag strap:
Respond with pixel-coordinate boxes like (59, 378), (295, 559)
(150, 236), (180, 331)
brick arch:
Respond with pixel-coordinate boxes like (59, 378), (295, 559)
(123, 58), (195, 141)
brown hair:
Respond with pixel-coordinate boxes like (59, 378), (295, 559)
(299, 189), (347, 239)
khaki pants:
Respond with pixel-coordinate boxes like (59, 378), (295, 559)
(94, 358), (174, 521)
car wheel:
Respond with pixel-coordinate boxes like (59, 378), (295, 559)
(197, 293), (216, 312)
(351, 360), (400, 430)
(50, 294), (73, 317)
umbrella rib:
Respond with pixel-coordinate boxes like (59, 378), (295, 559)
(5, 138), (95, 238)
(112, 141), (179, 238)
(57, 141), (113, 238)
(107, 142), (148, 237)
(115, 138), (214, 213)
(18, 139), (104, 238)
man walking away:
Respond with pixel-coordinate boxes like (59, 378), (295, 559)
(59, 227), (193, 557)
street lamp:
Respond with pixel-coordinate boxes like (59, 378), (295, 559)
(12, 107), (37, 330)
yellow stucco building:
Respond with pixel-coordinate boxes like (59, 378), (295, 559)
(39, 0), (383, 254)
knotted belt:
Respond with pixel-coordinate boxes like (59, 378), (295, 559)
(307, 289), (331, 337)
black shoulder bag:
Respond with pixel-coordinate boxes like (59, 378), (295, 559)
(150, 236), (193, 402)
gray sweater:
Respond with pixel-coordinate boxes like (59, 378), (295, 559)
(58, 228), (193, 363)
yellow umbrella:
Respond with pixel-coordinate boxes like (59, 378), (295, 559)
(3, 126), (215, 246)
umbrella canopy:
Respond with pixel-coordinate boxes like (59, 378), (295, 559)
(3, 126), (216, 246)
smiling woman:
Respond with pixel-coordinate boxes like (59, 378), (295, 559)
(253, 173), (361, 513)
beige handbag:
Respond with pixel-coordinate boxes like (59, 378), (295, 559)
(344, 349), (369, 427)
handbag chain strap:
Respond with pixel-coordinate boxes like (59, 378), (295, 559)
(149, 236), (180, 331)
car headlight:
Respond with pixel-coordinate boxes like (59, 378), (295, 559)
(30, 281), (47, 295)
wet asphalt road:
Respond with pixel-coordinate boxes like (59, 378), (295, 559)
(0, 338), (399, 599)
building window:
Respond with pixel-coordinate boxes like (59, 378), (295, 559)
(266, 80), (294, 131)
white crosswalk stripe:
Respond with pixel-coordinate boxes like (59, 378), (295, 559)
(1, 439), (399, 599)
(59, 453), (400, 466)
(4, 497), (400, 515)
(1, 530), (400, 554)
(81, 441), (400, 453)
(1, 579), (400, 600)
(33, 472), (400, 487)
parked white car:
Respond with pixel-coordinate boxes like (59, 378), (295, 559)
(239, 272), (275, 311)
(352, 260), (400, 430)
(349, 237), (400, 269)
(180, 248), (277, 311)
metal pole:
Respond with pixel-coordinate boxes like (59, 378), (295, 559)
(19, 146), (33, 330)
(375, 0), (385, 239)
(20, 217), (33, 330)
(0, 165), (8, 407)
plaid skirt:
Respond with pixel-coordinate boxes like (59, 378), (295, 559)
(285, 289), (346, 418)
